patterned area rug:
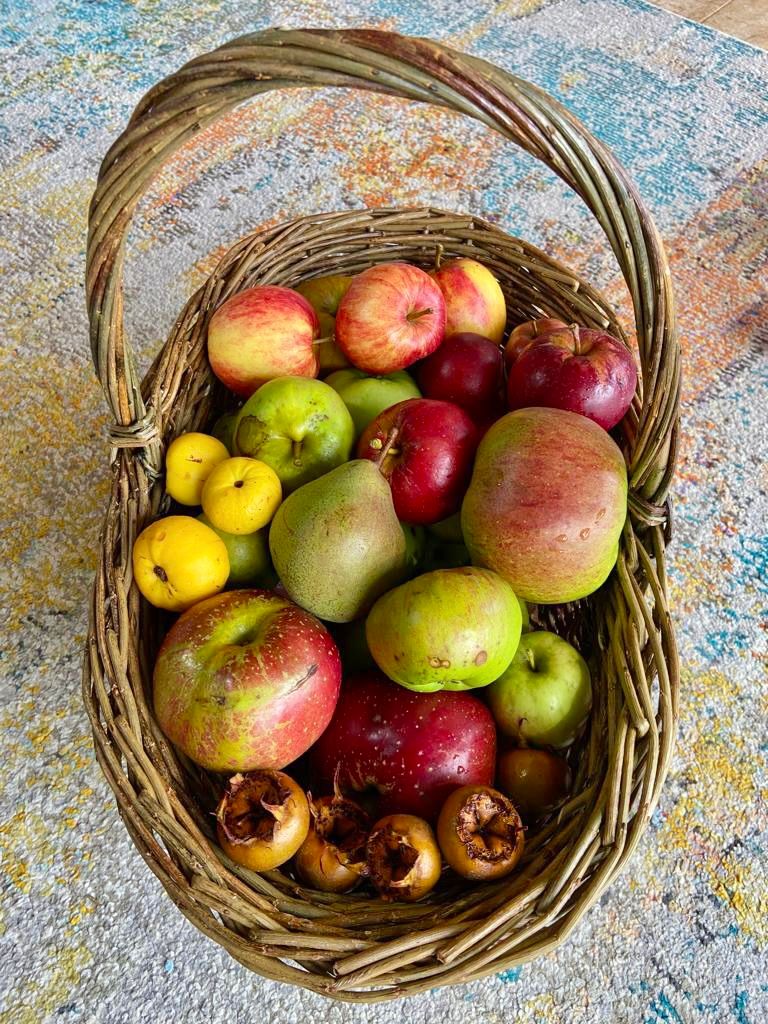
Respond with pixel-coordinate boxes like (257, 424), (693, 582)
(1, 1), (766, 1021)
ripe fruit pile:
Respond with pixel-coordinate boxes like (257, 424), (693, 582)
(133, 256), (636, 899)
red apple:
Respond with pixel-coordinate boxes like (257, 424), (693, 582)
(507, 324), (637, 430)
(415, 332), (505, 427)
(461, 408), (628, 604)
(208, 285), (320, 398)
(307, 671), (496, 821)
(153, 589), (341, 772)
(504, 317), (568, 369)
(357, 398), (479, 525)
(335, 262), (446, 374)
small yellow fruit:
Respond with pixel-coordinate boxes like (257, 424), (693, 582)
(165, 432), (229, 506)
(132, 516), (229, 611)
(201, 456), (282, 534)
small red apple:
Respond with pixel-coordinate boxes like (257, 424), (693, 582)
(506, 324), (637, 430)
(207, 285), (320, 398)
(307, 671), (497, 821)
(335, 262), (446, 374)
(504, 317), (568, 369)
(153, 589), (341, 772)
(415, 332), (506, 428)
(357, 398), (479, 525)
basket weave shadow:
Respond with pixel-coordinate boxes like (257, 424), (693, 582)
(83, 28), (681, 1001)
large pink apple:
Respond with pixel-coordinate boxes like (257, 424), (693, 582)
(430, 258), (507, 344)
(153, 589), (341, 772)
(506, 324), (637, 430)
(207, 285), (320, 398)
(461, 407), (628, 604)
(335, 262), (446, 374)
(307, 671), (496, 821)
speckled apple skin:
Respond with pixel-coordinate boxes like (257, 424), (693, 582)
(461, 407), (628, 604)
(307, 671), (496, 821)
(153, 589), (341, 772)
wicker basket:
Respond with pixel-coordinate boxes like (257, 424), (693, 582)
(84, 28), (681, 1001)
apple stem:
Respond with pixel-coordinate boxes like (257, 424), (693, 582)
(525, 648), (536, 671)
(292, 440), (303, 466)
(373, 428), (400, 467)
(570, 323), (581, 354)
(434, 244), (444, 270)
(406, 307), (433, 323)
(312, 335), (334, 348)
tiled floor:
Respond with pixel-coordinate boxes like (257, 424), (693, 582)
(653, 0), (767, 48)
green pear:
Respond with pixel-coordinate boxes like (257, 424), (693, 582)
(269, 460), (407, 623)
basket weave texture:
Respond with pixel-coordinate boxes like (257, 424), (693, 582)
(83, 28), (681, 1001)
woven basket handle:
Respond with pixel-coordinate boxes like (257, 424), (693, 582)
(86, 27), (678, 504)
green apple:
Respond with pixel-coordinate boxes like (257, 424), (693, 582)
(366, 566), (522, 692)
(198, 514), (275, 587)
(233, 376), (354, 493)
(427, 512), (464, 543)
(295, 274), (353, 374)
(325, 368), (421, 438)
(517, 595), (530, 632)
(487, 631), (591, 748)
(210, 409), (239, 453)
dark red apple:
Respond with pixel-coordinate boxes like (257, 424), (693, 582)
(415, 332), (506, 428)
(506, 324), (638, 430)
(307, 671), (496, 821)
(357, 398), (478, 525)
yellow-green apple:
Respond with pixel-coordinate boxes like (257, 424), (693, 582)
(295, 274), (353, 374)
(153, 589), (341, 772)
(415, 331), (505, 429)
(504, 317), (568, 369)
(307, 671), (496, 820)
(233, 376), (354, 493)
(325, 367), (421, 437)
(461, 407), (627, 603)
(207, 285), (320, 398)
(357, 398), (478, 525)
(335, 262), (446, 374)
(366, 566), (522, 692)
(430, 258), (506, 344)
(197, 514), (275, 587)
(487, 631), (591, 748)
(210, 410), (239, 453)
(506, 324), (638, 430)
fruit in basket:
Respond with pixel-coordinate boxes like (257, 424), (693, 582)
(430, 258), (506, 345)
(269, 460), (407, 622)
(366, 567), (522, 692)
(496, 748), (571, 820)
(333, 619), (376, 674)
(153, 589), (341, 771)
(132, 516), (229, 611)
(216, 770), (310, 871)
(415, 332), (505, 427)
(504, 316), (568, 368)
(294, 790), (371, 893)
(335, 262), (446, 374)
(207, 285), (320, 397)
(461, 407), (627, 603)
(197, 514), (274, 587)
(201, 456), (282, 534)
(164, 432), (230, 506)
(308, 671), (496, 821)
(233, 377), (354, 493)
(401, 522), (426, 575)
(506, 324), (638, 430)
(436, 785), (524, 881)
(325, 367), (421, 437)
(357, 398), (478, 525)
(210, 410), (239, 453)
(487, 631), (592, 748)
(295, 273), (353, 374)
(366, 814), (442, 901)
